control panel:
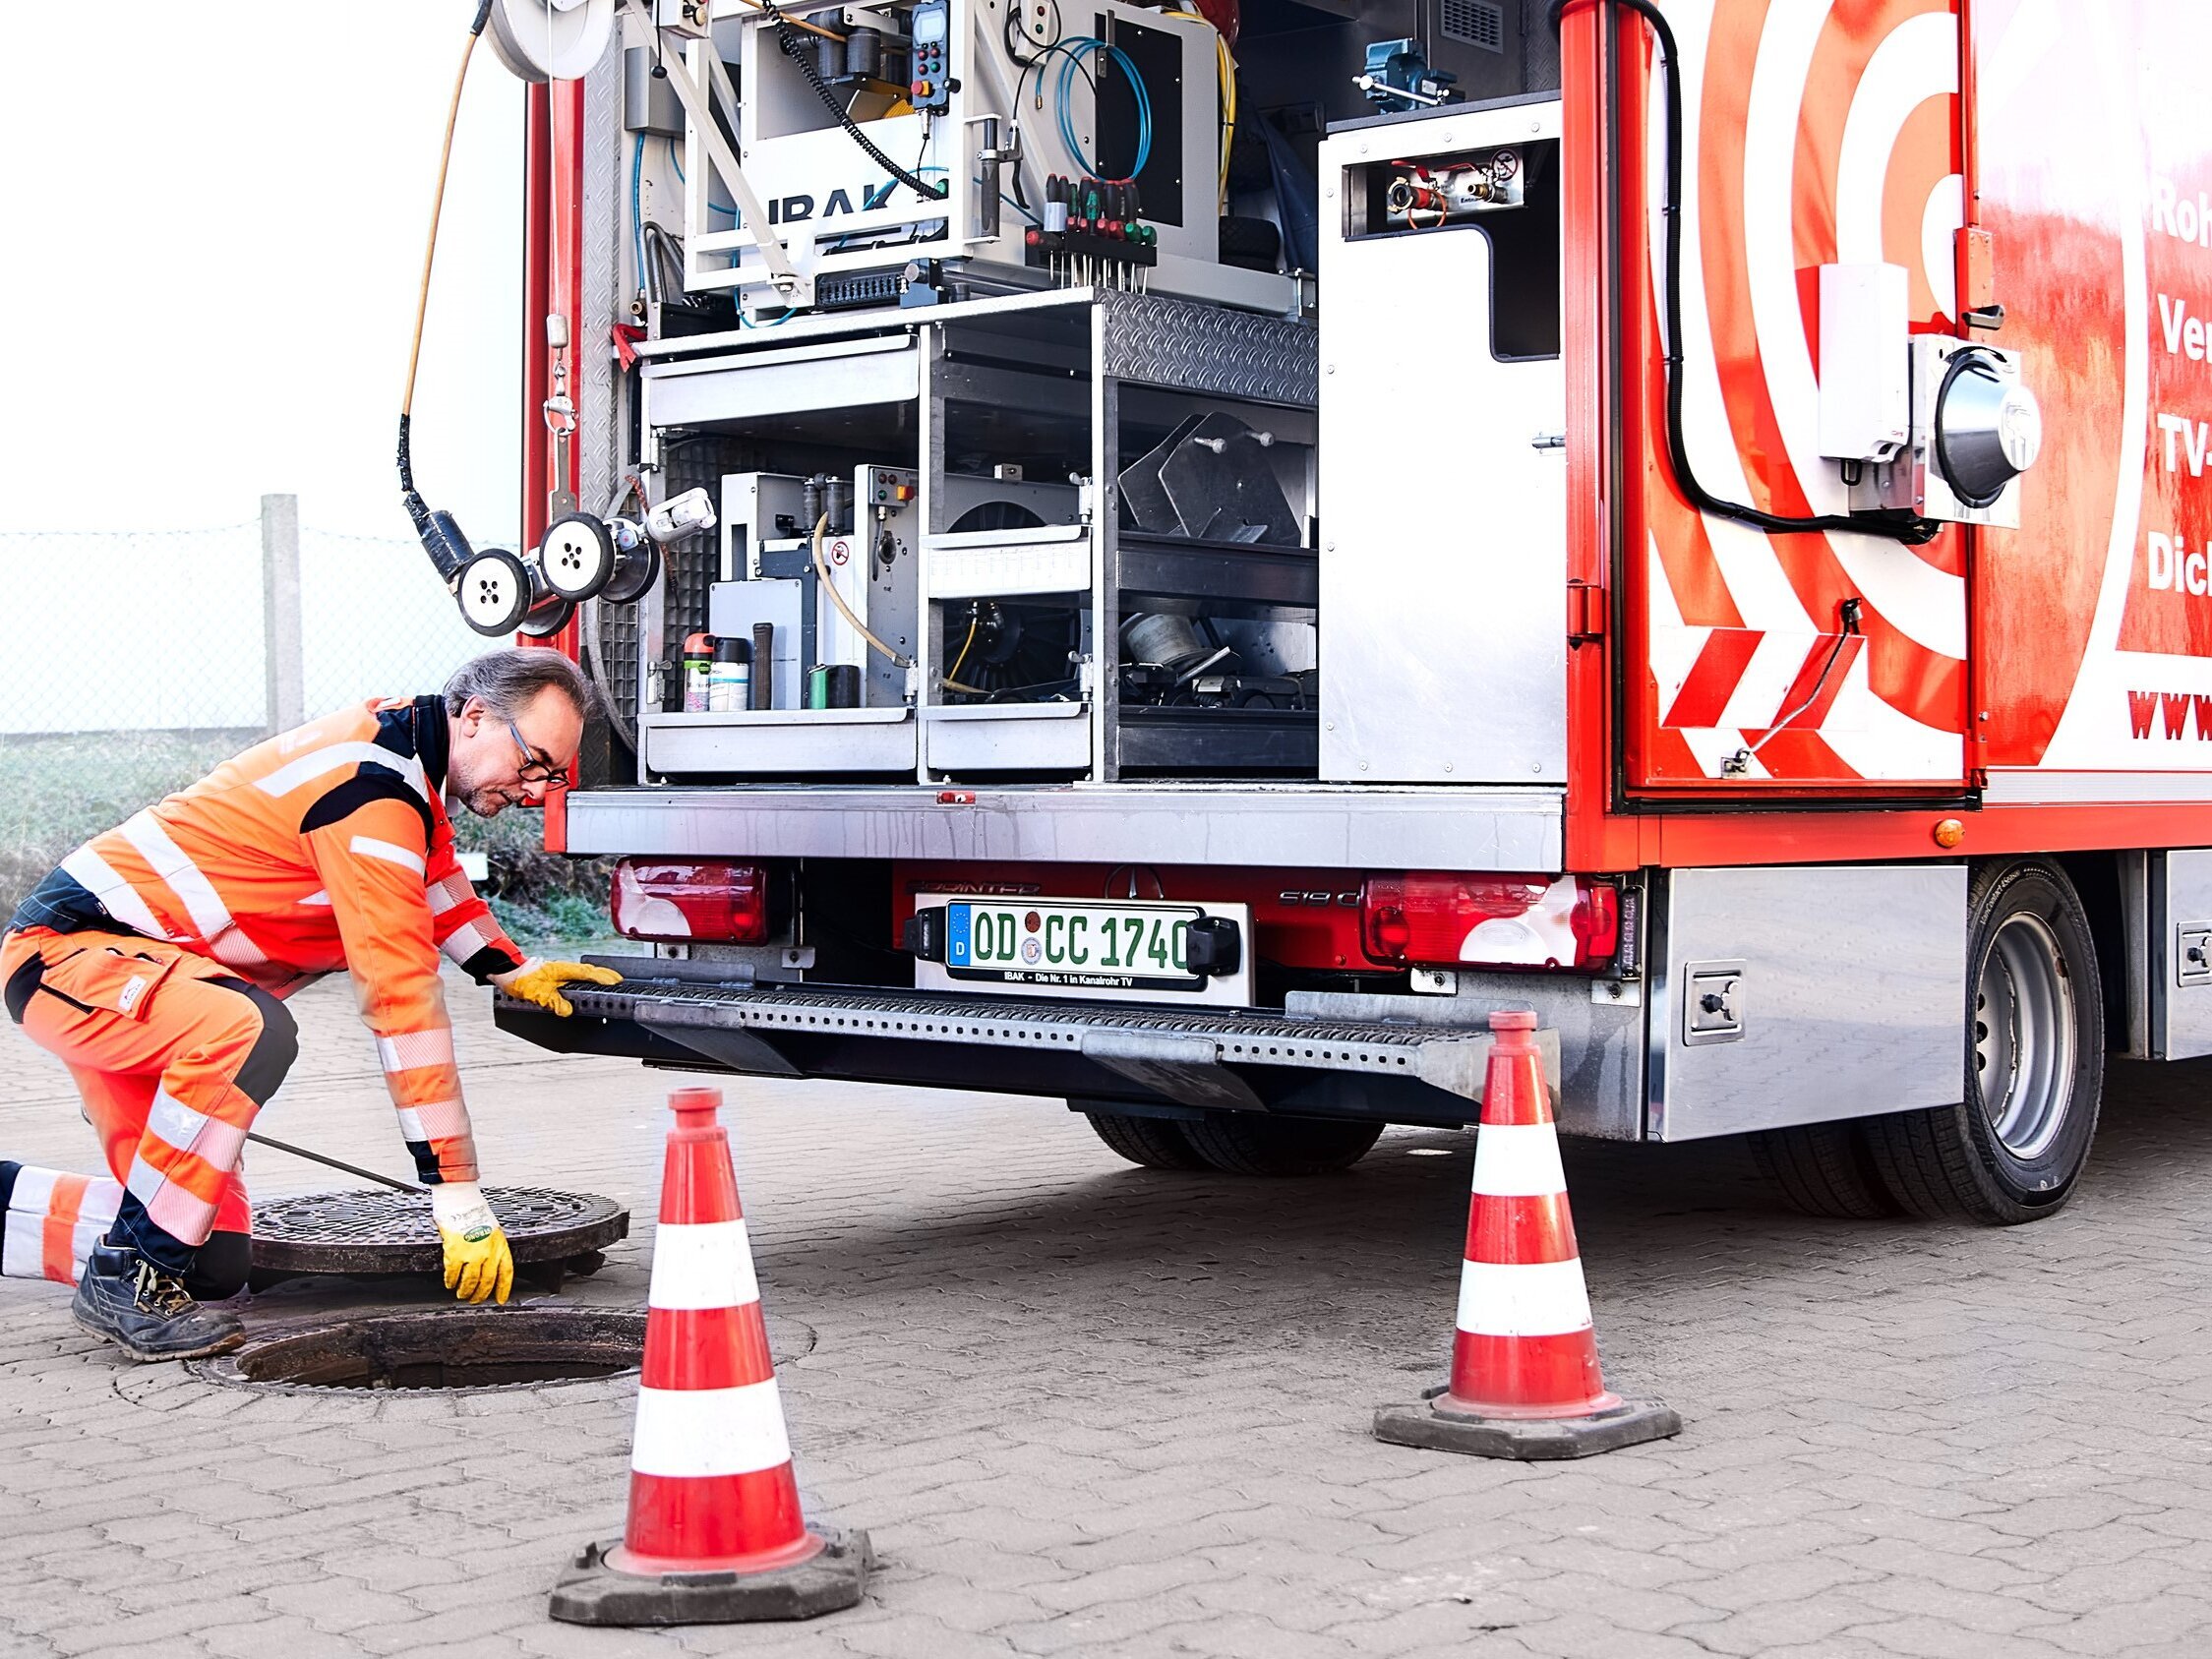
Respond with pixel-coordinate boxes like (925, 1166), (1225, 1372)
(909, 0), (950, 109)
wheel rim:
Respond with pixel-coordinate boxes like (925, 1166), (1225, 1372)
(1975, 911), (2075, 1160)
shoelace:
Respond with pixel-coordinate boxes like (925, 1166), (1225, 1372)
(133, 1260), (197, 1318)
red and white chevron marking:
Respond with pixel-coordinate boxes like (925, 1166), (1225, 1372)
(612, 1088), (821, 1578)
(1659, 624), (1865, 733)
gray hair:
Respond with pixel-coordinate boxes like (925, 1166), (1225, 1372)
(443, 648), (595, 722)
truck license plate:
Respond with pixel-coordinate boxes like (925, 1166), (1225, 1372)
(913, 897), (1255, 1006)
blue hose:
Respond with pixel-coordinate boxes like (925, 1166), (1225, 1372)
(1052, 37), (1151, 184)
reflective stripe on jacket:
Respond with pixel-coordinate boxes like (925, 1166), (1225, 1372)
(9, 696), (524, 1184)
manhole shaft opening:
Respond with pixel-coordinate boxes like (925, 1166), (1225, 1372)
(193, 1308), (647, 1394)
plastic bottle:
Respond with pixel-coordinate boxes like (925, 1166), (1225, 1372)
(708, 636), (752, 713)
(682, 632), (714, 713)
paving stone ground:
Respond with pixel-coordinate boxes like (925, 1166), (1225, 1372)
(3, 970), (2210, 1658)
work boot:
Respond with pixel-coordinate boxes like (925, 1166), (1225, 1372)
(71, 1243), (244, 1362)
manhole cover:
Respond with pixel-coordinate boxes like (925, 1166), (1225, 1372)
(250, 1186), (628, 1278)
(192, 1307), (647, 1393)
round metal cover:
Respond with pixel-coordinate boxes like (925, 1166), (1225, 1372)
(250, 1186), (629, 1276)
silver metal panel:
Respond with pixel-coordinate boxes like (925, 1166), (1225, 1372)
(642, 339), (919, 426)
(1287, 977), (1639, 1140)
(1316, 103), (1568, 786)
(1651, 864), (1967, 1141)
(2148, 850), (2212, 1059)
(566, 783), (1564, 869)
(581, 59), (623, 519)
(925, 528), (1092, 598)
(925, 702), (1093, 774)
(642, 708), (916, 776)
(1983, 770), (2212, 803)
(1097, 292), (1320, 405)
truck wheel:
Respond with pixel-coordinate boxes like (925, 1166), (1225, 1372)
(1748, 1121), (1899, 1219)
(1864, 859), (2103, 1224)
(1181, 1114), (1384, 1176)
(1083, 1110), (1209, 1170)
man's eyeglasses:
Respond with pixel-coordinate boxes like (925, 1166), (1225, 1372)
(506, 719), (570, 790)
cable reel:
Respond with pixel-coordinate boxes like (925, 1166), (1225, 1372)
(484, 0), (618, 83)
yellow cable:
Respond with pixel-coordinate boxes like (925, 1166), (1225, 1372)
(947, 615), (980, 683)
(402, 22), (482, 417)
(1163, 10), (1234, 210)
(811, 514), (914, 669)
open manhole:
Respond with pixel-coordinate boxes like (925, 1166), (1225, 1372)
(250, 1186), (628, 1292)
(192, 1307), (647, 1393)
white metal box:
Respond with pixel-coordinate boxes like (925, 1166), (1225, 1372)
(1816, 262), (1910, 462)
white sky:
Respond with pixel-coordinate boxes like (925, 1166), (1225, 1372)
(0, 5), (525, 543)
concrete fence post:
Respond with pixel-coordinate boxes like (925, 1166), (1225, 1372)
(262, 494), (304, 735)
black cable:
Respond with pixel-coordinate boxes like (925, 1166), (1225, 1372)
(1546, 0), (1936, 545)
(762, 0), (949, 200)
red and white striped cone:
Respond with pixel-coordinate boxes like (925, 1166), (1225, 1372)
(550, 1088), (867, 1625)
(1374, 1011), (1681, 1459)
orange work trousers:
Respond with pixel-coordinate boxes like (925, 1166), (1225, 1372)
(1, 927), (297, 1269)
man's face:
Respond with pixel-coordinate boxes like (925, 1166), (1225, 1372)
(448, 687), (585, 818)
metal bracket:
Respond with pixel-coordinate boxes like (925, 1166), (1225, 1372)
(633, 1004), (804, 1076)
(1567, 578), (1605, 643)
(1077, 1030), (1266, 1111)
(621, 0), (804, 297)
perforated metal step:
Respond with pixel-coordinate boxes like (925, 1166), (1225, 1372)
(548, 975), (1509, 1104)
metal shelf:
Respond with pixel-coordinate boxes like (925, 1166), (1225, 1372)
(1115, 531), (1318, 615)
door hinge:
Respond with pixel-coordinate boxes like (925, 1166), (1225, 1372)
(1567, 579), (1606, 644)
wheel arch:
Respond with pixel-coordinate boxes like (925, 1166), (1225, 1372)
(2049, 852), (2130, 1056)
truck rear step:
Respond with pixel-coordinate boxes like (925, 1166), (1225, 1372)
(501, 970), (1553, 1127)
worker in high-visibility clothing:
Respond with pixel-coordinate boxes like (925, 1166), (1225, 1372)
(0, 648), (620, 1361)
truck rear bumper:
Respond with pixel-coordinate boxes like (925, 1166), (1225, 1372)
(496, 966), (1570, 1131)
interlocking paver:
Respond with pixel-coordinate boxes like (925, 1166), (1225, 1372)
(6, 977), (2212, 1656)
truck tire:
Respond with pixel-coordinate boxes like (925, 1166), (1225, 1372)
(1748, 1121), (1899, 1219)
(1180, 1114), (1384, 1176)
(1864, 859), (2104, 1224)
(1083, 1110), (1209, 1170)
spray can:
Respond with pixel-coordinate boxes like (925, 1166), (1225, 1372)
(708, 636), (752, 713)
(682, 632), (714, 713)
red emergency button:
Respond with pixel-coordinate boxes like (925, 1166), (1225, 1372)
(912, 79), (931, 97)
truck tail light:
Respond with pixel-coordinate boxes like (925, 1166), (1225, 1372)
(611, 859), (769, 943)
(1360, 873), (1621, 971)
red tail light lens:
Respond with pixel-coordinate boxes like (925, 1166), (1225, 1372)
(1359, 873), (1621, 971)
(611, 859), (769, 943)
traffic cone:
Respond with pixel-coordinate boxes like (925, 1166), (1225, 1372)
(550, 1088), (867, 1625)
(1374, 1011), (1682, 1459)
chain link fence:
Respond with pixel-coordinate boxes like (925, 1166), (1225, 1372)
(0, 501), (608, 944)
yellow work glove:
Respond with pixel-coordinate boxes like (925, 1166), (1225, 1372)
(430, 1183), (514, 1306)
(492, 958), (622, 1018)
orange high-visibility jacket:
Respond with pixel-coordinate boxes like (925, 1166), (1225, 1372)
(10, 697), (526, 1184)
